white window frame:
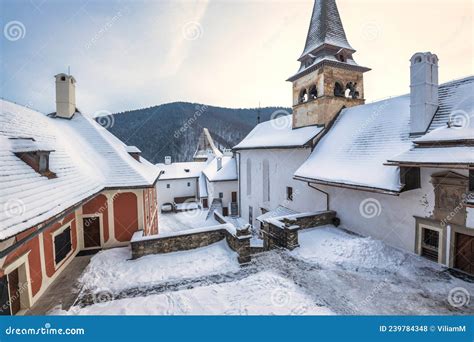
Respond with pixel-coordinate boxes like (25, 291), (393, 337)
(417, 224), (443, 264)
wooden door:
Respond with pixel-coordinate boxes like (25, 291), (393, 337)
(455, 233), (474, 275)
(0, 276), (10, 315)
(231, 192), (237, 202)
(222, 207), (229, 216)
(83, 217), (101, 248)
(7, 269), (20, 315)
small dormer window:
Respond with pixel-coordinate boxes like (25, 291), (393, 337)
(11, 138), (56, 179)
(125, 146), (141, 162)
(61, 76), (66, 81)
(184, 169), (190, 173)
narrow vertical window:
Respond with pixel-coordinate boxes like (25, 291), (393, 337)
(262, 159), (270, 202)
(246, 158), (252, 196)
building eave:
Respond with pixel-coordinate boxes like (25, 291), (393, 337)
(287, 60), (371, 82)
(293, 175), (401, 196)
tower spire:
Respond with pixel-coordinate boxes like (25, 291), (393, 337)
(300, 0), (353, 59)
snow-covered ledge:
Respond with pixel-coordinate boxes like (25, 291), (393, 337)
(130, 223), (251, 264)
(262, 210), (337, 250)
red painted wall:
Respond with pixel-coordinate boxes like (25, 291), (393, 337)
(43, 213), (77, 278)
(4, 228), (42, 296)
(113, 192), (138, 242)
(82, 194), (109, 243)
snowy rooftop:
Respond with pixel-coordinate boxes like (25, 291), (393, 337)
(387, 146), (474, 165)
(0, 99), (160, 240)
(295, 95), (412, 193)
(202, 156), (237, 182)
(295, 77), (474, 193)
(233, 114), (323, 150)
(157, 161), (207, 180)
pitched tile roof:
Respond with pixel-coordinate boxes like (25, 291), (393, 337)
(295, 76), (474, 192)
(0, 99), (159, 240)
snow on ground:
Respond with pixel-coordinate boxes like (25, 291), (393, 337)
(292, 226), (406, 270)
(77, 240), (239, 294)
(53, 225), (473, 316)
(57, 271), (333, 315)
(158, 209), (220, 234)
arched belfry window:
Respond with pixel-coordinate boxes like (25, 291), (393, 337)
(309, 85), (317, 100)
(298, 89), (308, 103)
(334, 82), (344, 97)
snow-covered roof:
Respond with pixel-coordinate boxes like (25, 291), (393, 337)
(300, 0), (353, 58)
(295, 77), (474, 192)
(387, 76), (473, 166)
(295, 95), (412, 193)
(414, 126), (474, 144)
(387, 147), (474, 165)
(257, 206), (298, 223)
(125, 145), (141, 153)
(203, 156), (237, 182)
(157, 161), (207, 180)
(233, 114), (323, 150)
(0, 99), (160, 240)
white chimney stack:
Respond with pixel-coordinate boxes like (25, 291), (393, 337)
(164, 156), (172, 165)
(409, 52), (439, 135)
(55, 73), (76, 119)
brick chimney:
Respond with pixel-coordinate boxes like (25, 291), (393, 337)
(55, 73), (76, 119)
(410, 52), (439, 135)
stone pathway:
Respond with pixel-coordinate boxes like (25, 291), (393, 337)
(26, 255), (92, 315)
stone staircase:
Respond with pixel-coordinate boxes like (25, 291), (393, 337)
(206, 199), (222, 220)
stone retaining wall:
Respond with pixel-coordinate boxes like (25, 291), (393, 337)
(262, 211), (337, 250)
(131, 225), (251, 264)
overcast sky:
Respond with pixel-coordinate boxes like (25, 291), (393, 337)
(1, 0), (472, 116)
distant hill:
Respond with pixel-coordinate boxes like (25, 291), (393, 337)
(96, 102), (291, 164)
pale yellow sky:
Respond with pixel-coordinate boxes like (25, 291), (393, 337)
(2, 0), (473, 113)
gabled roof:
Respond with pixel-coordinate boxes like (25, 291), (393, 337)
(295, 76), (474, 193)
(0, 99), (160, 240)
(156, 161), (207, 180)
(233, 114), (323, 150)
(300, 0), (353, 59)
(203, 156), (237, 182)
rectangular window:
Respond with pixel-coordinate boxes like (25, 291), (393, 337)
(54, 226), (72, 265)
(166, 184), (170, 189)
(286, 187), (293, 201)
(400, 167), (421, 191)
(187, 182), (191, 187)
(219, 192), (223, 199)
(249, 206), (253, 225)
(421, 228), (439, 262)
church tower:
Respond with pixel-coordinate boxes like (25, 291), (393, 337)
(288, 0), (370, 128)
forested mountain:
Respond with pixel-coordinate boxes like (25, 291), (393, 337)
(97, 102), (291, 164)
